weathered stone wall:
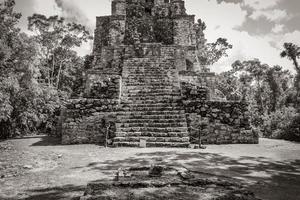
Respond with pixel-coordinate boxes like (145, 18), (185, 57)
(181, 82), (209, 101)
(61, 99), (119, 144)
(173, 15), (195, 46)
(112, 0), (126, 15)
(170, 0), (186, 15)
(184, 100), (259, 144)
(84, 73), (121, 99)
(93, 16), (110, 53)
(109, 16), (126, 46)
(179, 71), (216, 86)
(93, 46), (125, 75)
(123, 44), (198, 72)
(94, 0), (197, 51)
(124, 2), (175, 45)
(93, 16), (125, 53)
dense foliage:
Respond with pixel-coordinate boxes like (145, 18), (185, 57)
(216, 58), (299, 141)
(194, 19), (232, 66)
(0, 0), (91, 139)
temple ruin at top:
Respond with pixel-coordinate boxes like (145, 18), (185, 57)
(61, 0), (258, 147)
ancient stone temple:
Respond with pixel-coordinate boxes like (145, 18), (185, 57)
(61, 0), (258, 147)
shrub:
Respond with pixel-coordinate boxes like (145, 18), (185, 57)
(282, 114), (300, 142)
(262, 107), (298, 139)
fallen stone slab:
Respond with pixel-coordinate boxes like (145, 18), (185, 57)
(80, 166), (260, 200)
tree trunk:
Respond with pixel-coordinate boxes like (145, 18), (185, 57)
(56, 61), (63, 89)
(48, 69), (51, 87)
(257, 78), (264, 114)
(51, 55), (55, 86)
(295, 70), (300, 109)
(293, 58), (299, 72)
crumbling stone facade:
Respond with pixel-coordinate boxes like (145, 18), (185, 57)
(61, 0), (258, 146)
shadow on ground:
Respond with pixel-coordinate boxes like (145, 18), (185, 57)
(31, 136), (61, 146)
(2, 136), (299, 200)
(75, 151), (300, 200)
(0, 185), (84, 200)
(24, 185), (84, 200)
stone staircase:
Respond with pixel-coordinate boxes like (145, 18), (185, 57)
(114, 57), (190, 147)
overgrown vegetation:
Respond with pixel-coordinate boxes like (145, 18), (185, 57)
(0, 0), (299, 142)
(215, 51), (300, 141)
(0, 0), (92, 139)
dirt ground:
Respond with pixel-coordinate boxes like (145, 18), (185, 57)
(0, 136), (299, 200)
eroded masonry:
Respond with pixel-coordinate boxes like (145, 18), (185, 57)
(61, 0), (258, 147)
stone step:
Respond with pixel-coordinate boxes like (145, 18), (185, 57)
(120, 103), (180, 107)
(123, 77), (172, 80)
(125, 58), (174, 62)
(118, 110), (185, 115)
(117, 114), (186, 120)
(123, 75), (170, 78)
(117, 122), (187, 128)
(123, 82), (174, 86)
(125, 65), (173, 68)
(125, 94), (181, 98)
(124, 71), (174, 75)
(123, 84), (176, 88)
(121, 99), (181, 104)
(120, 104), (181, 109)
(120, 107), (182, 112)
(123, 89), (180, 93)
(114, 136), (190, 143)
(125, 73), (169, 76)
(113, 141), (189, 148)
(124, 97), (181, 101)
(116, 127), (188, 133)
(117, 118), (186, 124)
(124, 80), (173, 84)
(125, 59), (173, 62)
(125, 65), (174, 68)
(125, 62), (173, 65)
(124, 91), (180, 95)
(123, 80), (172, 84)
(124, 69), (171, 72)
(115, 131), (188, 137)
(124, 93), (181, 97)
(123, 86), (175, 89)
(125, 60), (172, 62)
(124, 83), (175, 86)
(125, 63), (174, 66)
(125, 70), (170, 73)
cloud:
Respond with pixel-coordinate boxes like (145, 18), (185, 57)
(236, 16), (275, 35)
(280, 31), (300, 46)
(54, 0), (93, 32)
(186, 0), (295, 72)
(242, 0), (282, 10)
(14, 0), (35, 30)
(249, 9), (287, 22)
(272, 24), (284, 34)
(187, 0), (247, 31)
(217, 0), (243, 4)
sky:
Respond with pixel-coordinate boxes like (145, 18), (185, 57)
(6, 0), (300, 72)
